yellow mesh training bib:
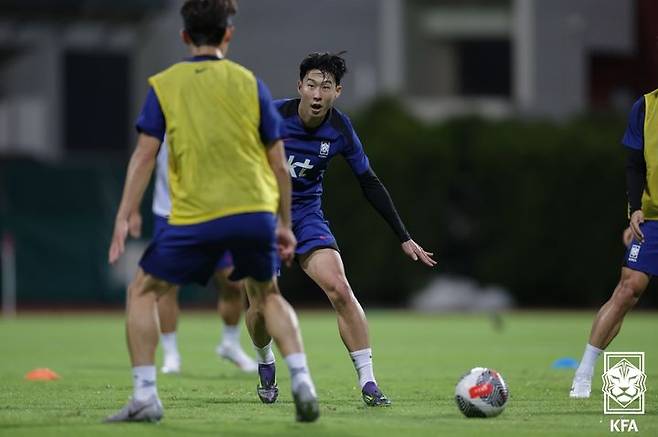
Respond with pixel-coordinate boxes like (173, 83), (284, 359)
(149, 59), (278, 225)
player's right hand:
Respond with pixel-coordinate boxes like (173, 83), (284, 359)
(276, 224), (297, 267)
(128, 211), (142, 238)
(109, 217), (129, 264)
(629, 210), (645, 243)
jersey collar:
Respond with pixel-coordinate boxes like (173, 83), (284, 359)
(186, 50), (224, 62)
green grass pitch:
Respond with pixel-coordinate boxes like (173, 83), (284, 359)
(0, 311), (656, 436)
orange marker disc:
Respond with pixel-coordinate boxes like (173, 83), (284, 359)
(25, 368), (60, 381)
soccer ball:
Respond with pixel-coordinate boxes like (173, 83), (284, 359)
(455, 367), (509, 418)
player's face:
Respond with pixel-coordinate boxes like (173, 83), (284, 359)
(298, 69), (342, 121)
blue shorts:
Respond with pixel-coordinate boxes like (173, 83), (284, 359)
(141, 212), (276, 285)
(153, 215), (233, 270)
(623, 220), (658, 276)
(293, 210), (339, 256)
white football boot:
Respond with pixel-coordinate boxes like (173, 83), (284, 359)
(216, 343), (258, 373)
(161, 353), (181, 374)
(569, 374), (592, 398)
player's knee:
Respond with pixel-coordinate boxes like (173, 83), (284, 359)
(325, 280), (353, 308)
(126, 277), (146, 302)
(128, 273), (173, 303)
(246, 280), (278, 308)
(615, 278), (643, 307)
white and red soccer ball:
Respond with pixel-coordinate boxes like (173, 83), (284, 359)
(455, 367), (509, 418)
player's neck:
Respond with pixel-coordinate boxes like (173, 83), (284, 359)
(189, 45), (224, 58)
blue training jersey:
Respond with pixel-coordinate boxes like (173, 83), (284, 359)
(622, 97), (645, 151)
(275, 99), (371, 219)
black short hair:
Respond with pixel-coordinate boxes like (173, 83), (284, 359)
(299, 52), (348, 85)
(181, 0), (237, 46)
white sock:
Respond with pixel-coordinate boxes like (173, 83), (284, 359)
(161, 332), (179, 357)
(221, 324), (240, 347)
(350, 348), (375, 388)
(254, 340), (275, 365)
(576, 343), (603, 378)
(132, 365), (158, 401)
(285, 352), (315, 395)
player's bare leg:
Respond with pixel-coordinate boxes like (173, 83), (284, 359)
(106, 268), (175, 422)
(157, 288), (181, 374)
(156, 269), (257, 374)
(300, 248), (390, 406)
(244, 277), (319, 421)
(570, 267), (649, 398)
(213, 269), (257, 372)
(245, 284), (277, 403)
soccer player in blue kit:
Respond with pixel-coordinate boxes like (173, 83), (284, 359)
(156, 51), (436, 406)
(105, 0), (318, 423)
(249, 52), (437, 407)
(570, 89), (658, 398)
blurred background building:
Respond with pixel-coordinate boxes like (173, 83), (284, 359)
(1, 0), (657, 310)
(1, 0), (655, 158)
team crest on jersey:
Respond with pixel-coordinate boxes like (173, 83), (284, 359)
(628, 244), (641, 263)
(319, 141), (330, 158)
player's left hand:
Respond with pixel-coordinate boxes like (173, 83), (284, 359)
(109, 216), (129, 264)
(401, 239), (437, 267)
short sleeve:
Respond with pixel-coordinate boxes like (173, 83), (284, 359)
(257, 79), (284, 145)
(622, 97), (645, 150)
(340, 114), (370, 175)
(135, 87), (166, 141)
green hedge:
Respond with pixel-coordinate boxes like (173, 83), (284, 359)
(3, 99), (656, 308)
(296, 98), (648, 307)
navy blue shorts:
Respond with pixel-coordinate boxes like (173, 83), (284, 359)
(293, 210), (339, 256)
(153, 215), (233, 271)
(141, 212), (276, 285)
(623, 220), (658, 276)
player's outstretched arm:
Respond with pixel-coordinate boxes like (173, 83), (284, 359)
(355, 167), (437, 267)
(266, 139), (297, 266)
(109, 134), (160, 264)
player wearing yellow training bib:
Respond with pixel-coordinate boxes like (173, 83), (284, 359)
(570, 89), (658, 399)
(148, 58), (279, 225)
(106, 0), (318, 424)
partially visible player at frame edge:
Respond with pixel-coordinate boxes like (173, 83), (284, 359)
(105, 0), (319, 423)
(570, 89), (658, 399)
